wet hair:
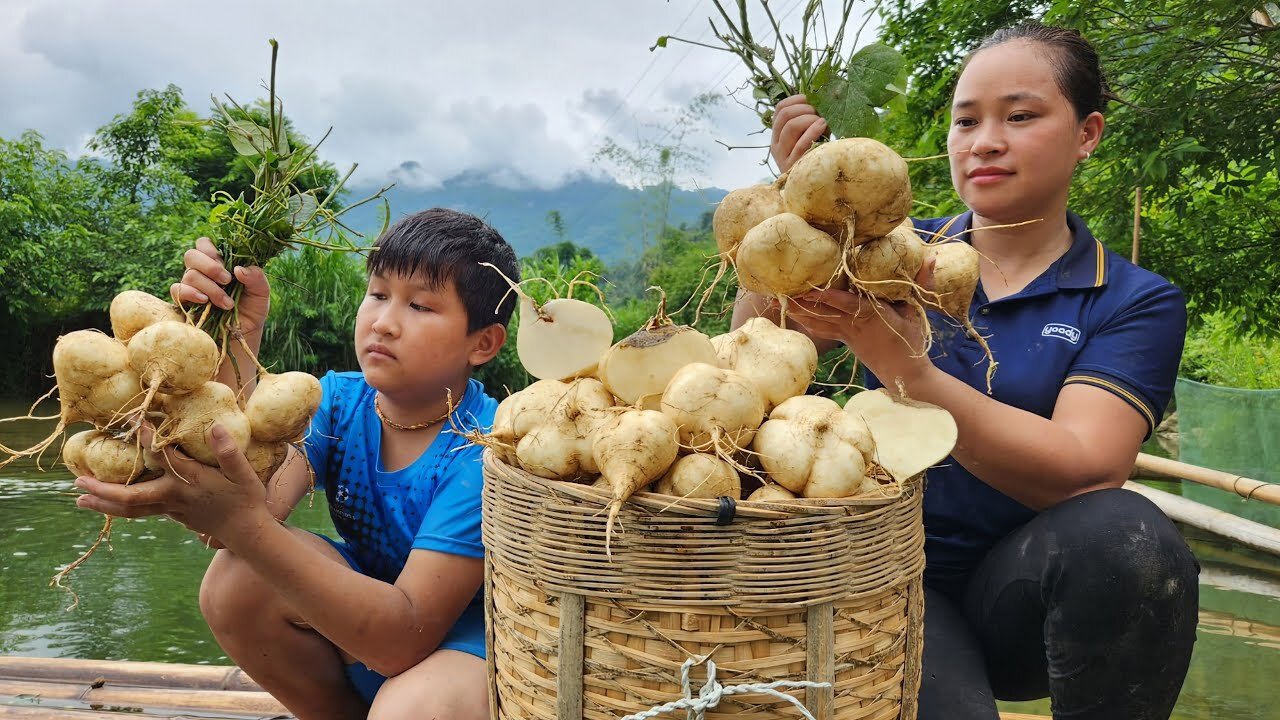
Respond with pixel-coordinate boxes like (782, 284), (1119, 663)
(965, 21), (1117, 120)
(366, 208), (520, 333)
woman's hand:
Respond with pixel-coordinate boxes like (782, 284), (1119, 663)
(171, 237), (271, 336)
(771, 95), (828, 173)
(790, 289), (931, 381)
(74, 424), (271, 544)
(788, 251), (939, 387)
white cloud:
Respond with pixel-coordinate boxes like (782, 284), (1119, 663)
(0, 0), (879, 191)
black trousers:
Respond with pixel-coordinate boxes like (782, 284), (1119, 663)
(919, 488), (1200, 720)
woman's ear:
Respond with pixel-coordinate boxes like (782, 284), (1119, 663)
(1080, 111), (1106, 159)
(468, 323), (508, 367)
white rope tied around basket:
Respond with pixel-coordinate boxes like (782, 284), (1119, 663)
(619, 657), (832, 720)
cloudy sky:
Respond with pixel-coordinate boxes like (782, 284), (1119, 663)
(0, 0), (881, 192)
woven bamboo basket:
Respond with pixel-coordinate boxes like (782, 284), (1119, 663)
(482, 451), (926, 720)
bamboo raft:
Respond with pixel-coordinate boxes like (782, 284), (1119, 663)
(0, 656), (287, 719)
(0, 656), (1049, 719)
(2, 455), (1271, 719)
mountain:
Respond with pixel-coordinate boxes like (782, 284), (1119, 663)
(338, 171), (728, 262)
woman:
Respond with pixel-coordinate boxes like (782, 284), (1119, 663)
(736, 22), (1198, 720)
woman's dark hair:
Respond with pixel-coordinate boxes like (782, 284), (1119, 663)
(966, 21), (1117, 119)
(367, 208), (520, 333)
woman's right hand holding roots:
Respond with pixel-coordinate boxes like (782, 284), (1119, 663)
(771, 94), (828, 173)
(171, 237), (271, 336)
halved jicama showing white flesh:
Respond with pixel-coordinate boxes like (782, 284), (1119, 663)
(597, 296), (718, 409)
(481, 261), (613, 381)
(516, 296), (613, 381)
(844, 388), (957, 482)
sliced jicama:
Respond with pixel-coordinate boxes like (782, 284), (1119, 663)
(843, 388), (957, 482)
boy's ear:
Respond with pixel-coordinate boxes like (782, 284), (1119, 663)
(468, 323), (507, 367)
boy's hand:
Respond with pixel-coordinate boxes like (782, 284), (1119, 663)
(74, 424), (272, 543)
(171, 237), (271, 336)
(772, 94), (828, 173)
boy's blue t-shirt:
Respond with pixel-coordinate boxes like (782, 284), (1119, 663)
(302, 371), (495, 650)
(866, 211), (1187, 598)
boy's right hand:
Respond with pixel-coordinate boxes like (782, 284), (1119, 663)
(171, 237), (271, 336)
(772, 94), (828, 174)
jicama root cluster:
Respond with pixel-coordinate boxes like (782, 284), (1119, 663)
(478, 295), (959, 558)
(1, 289), (323, 599)
(704, 137), (997, 390)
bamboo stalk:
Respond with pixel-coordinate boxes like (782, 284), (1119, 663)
(0, 657), (261, 692)
(1133, 452), (1280, 506)
(0, 705), (271, 720)
(1125, 481), (1280, 556)
(1131, 186), (1142, 264)
(0, 707), (210, 719)
(0, 678), (285, 716)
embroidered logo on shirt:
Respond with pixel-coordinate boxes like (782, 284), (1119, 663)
(1041, 323), (1082, 344)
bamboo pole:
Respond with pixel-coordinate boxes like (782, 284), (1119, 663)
(0, 678), (285, 716)
(0, 707), (168, 719)
(1133, 452), (1280, 506)
(0, 656), (261, 692)
(0, 706), (257, 720)
(1131, 186), (1142, 264)
(1125, 481), (1280, 556)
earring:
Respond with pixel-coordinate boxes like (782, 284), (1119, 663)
(1084, 151), (1092, 160)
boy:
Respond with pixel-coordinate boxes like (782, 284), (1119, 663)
(74, 209), (520, 720)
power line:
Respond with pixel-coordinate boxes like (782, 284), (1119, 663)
(597, 1), (703, 132)
(565, 0), (809, 246)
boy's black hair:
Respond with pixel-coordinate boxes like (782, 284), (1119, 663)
(367, 208), (520, 333)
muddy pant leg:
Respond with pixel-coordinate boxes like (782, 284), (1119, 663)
(918, 585), (1000, 720)
(963, 487), (1199, 720)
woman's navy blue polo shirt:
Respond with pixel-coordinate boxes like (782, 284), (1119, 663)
(865, 210), (1187, 596)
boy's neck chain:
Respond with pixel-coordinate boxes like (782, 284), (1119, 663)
(374, 387), (465, 431)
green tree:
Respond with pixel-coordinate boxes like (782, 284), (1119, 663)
(0, 131), (198, 393)
(877, 0), (1280, 331)
(91, 85), (344, 211)
(87, 85), (196, 204)
(259, 246), (367, 377)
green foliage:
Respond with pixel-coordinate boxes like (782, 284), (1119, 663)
(876, 0), (1280, 331)
(259, 246), (366, 376)
(1180, 307), (1280, 390)
(812, 43), (909, 138)
(655, 1), (907, 138)
(0, 131), (196, 322)
(0, 68), (364, 396)
(0, 130), (197, 393)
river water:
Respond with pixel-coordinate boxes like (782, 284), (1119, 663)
(1, 401), (1277, 718)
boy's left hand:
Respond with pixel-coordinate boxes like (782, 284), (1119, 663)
(74, 424), (271, 542)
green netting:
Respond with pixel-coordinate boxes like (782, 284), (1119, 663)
(1175, 377), (1280, 528)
